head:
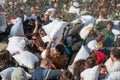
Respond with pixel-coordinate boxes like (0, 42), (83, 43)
(98, 64), (108, 80)
(0, 50), (12, 71)
(53, 2), (59, 9)
(40, 58), (52, 69)
(43, 14), (49, 23)
(74, 59), (87, 77)
(53, 44), (65, 57)
(110, 47), (120, 62)
(11, 67), (27, 80)
(60, 70), (73, 80)
(86, 57), (96, 68)
(106, 21), (113, 31)
(32, 33), (40, 43)
(38, 28), (47, 37)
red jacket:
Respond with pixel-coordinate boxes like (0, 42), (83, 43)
(96, 50), (106, 64)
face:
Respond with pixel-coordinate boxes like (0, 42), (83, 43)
(106, 24), (112, 31)
(99, 67), (108, 79)
(53, 48), (60, 57)
(39, 30), (46, 37)
(84, 62), (89, 69)
(32, 36), (37, 44)
(100, 67), (108, 75)
(43, 15), (49, 22)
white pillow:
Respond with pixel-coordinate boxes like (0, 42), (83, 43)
(13, 51), (39, 69)
(0, 14), (7, 32)
(73, 45), (90, 64)
(87, 40), (99, 51)
(40, 50), (46, 58)
(79, 23), (93, 40)
(81, 66), (99, 80)
(0, 67), (15, 80)
(10, 17), (24, 37)
(68, 6), (80, 15)
(104, 58), (114, 72)
(6, 36), (26, 55)
(108, 71), (120, 80)
(80, 15), (95, 26)
(112, 29), (120, 36)
(41, 36), (50, 43)
(43, 20), (68, 47)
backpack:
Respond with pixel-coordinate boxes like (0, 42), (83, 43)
(115, 34), (120, 47)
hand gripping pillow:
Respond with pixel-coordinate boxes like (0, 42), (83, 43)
(81, 66), (99, 80)
(0, 67), (15, 80)
(79, 23), (93, 40)
(108, 71), (120, 80)
(13, 51), (39, 69)
(73, 45), (90, 64)
(10, 17), (24, 37)
(43, 20), (68, 47)
(104, 58), (114, 72)
(87, 40), (99, 51)
(6, 36), (26, 55)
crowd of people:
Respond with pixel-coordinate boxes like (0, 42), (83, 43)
(0, 0), (120, 80)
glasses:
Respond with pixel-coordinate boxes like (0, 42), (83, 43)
(32, 38), (37, 40)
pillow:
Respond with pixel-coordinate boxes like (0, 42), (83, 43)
(40, 50), (46, 58)
(87, 40), (99, 51)
(0, 67), (32, 80)
(10, 17), (24, 37)
(79, 23), (93, 40)
(104, 58), (114, 72)
(6, 36), (26, 55)
(0, 14), (7, 32)
(0, 67), (15, 80)
(73, 45), (90, 64)
(43, 20), (68, 47)
(81, 66), (99, 80)
(107, 71), (120, 80)
(41, 36), (50, 43)
(112, 29), (120, 36)
(13, 51), (39, 69)
(80, 15), (95, 26)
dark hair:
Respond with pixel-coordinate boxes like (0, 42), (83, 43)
(0, 50), (12, 71)
(86, 57), (96, 68)
(106, 21), (113, 27)
(60, 70), (73, 80)
(73, 59), (86, 77)
(111, 47), (120, 59)
(55, 44), (65, 54)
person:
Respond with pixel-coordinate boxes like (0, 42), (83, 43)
(110, 47), (120, 72)
(98, 64), (108, 80)
(73, 59), (88, 80)
(0, 50), (16, 71)
(45, 39), (67, 69)
(41, 14), (51, 26)
(32, 58), (61, 80)
(60, 70), (73, 80)
(86, 57), (96, 68)
(90, 50), (106, 64)
(31, 33), (45, 53)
